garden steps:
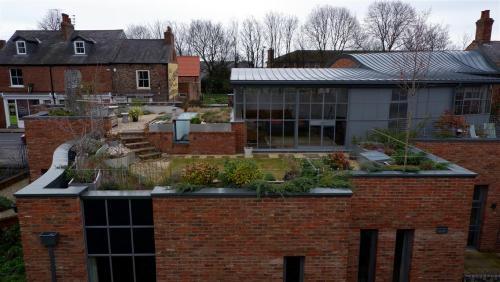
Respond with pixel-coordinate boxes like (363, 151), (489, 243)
(119, 131), (161, 160)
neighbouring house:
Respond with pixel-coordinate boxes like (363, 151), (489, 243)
(232, 51), (499, 150)
(177, 56), (201, 101)
(0, 14), (178, 129)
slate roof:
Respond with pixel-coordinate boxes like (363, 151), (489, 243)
(231, 51), (500, 85)
(0, 29), (175, 65)
(472, 41), (500, 68)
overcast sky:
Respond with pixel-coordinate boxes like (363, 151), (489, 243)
(0, 0), (498, 47)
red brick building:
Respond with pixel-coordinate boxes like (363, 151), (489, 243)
(177, 56), (201, 101)
(0, 14), (179, 128)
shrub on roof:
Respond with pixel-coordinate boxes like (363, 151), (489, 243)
(181, 162), (218, 186)
(220, 159), (262, 187)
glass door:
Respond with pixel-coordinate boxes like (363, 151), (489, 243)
(7, 100), (18, 128)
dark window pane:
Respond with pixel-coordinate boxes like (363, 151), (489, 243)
(271, 91), (283, 104)
(86, 228), (109, 254)
(299, 103), (310, 119)
(246, 104), (258, 119)
(112, 256), (134, 282)
(270, 121), (283, 148)
(259, 89), (272, 104)
(358, 230), (378, 282)
(235, 89), (244, 103)
(323, 104), (335, 120)
(84, 200), (107, 226)
(245, 90), (258, 103)
(283, 121), (295, 148)
(284, 256), (304, 282)
(133, 228), (155, 254)
(284, 104), (296, 119)
(337, 90), (348, 103)
(335, 121), (347, 145)
(311, 90), (323, 103)
(246, 121), (258, 146)
(109, 228), (132, 254)
(271, 105), (283, 119)
(299, 90), (310, 104)
(298, 120), (309, 146)
(284, 91), (296, 103)
(235, 104), (244, 120)
(336, 104), (348, 119)
(324, 90), (336, 103)
(89, 257), (111, 282)
(257, 121), (270, 148)
(323, 126), (335, 147)
(108, 200), (130, 225)
(311, 104), (322, 119)
(135, 256), (156, 282)
(131, 200), (153, 226)
(310, 125), (322, 146)
(393, 230), (414, 282)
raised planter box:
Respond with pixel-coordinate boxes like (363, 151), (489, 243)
(68, 169), (102, 191)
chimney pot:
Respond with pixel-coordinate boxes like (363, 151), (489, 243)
(475, 10), (494, 43)
(267, 48), (275, 68)
(0, 40), (6, 50)
(60, 13), (74, 40)
(164, 26), (174, 45)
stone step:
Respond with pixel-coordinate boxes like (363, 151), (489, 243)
(125, 141), (150, 148)
(138, 152), (161, 160)
(120, 136), (146, 142)
(131, 146), (156, 153)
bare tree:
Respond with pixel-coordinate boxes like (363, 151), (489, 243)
(460, 32), (473, 50)
(125, 24), (152, 39)
(328, 7), (359, 50)
(402, 12), (450, 51)
(263, 12), (286, 57)
(148, 20), (168, 39)
(282, 16), (299, 55)
(188, 19), (232, 90)
(170, 22), (191, 56)
(227, 20), (240, 66)
(38, 9), (62, 30)
(364, 0), (417, 51)
(303, 6), (330, 52)
(240, 17), (264, 67)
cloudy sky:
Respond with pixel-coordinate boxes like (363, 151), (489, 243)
(0, 0), (498, 47)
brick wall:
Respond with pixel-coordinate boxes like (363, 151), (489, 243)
(146, 122), (245, 155)
(24, 116), (111, 181)
(331, 58), (359, 68)
(17, 197), (87, 282)
(153, 196), (352, 281)
(416, 140), (500, 252)
(113, 64), (169, 101)
(349, 177), (474, 281)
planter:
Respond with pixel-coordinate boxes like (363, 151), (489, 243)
(244, 147), (253, 158)
(68, 169), (102, 190)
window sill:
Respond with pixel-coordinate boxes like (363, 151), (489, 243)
(137, 88), (151, 90)
(9, 85), (24, 88)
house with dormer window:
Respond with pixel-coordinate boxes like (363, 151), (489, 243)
(0, 13), (180, 128)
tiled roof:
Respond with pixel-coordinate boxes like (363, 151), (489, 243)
(177, 56), (200, 77)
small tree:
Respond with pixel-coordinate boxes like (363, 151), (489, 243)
(38, 9), (62, 31)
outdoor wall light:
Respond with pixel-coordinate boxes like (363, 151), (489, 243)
(39, 232), (59, 282)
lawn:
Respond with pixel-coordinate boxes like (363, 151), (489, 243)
(202, 94), (228, 105)
(166, 155), (297, 180)
(464, 249), (500, 274)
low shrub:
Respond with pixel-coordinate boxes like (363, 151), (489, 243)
(48, 108), (74, 116)
(0, 196), (13, 212)
(280, 177), (317, 193)
(181, 162), (218, 186)
(300, 159), (319, 178)
(263, 173), (276, 181)
(360, 162), (384, 172)
(174, 182), (202, 193)
(385, 165), (420, 173)
(318, 171), (352, 188)
(200, 108), (231, 123)
(392, 149), (427, 166)
(220, 159), (262, 187)
(323, 152), (351, 170)
(190, 116), (202, 124)
(65, 168), (97, 183)
(433, 110), (468, 138)
(0, 224), (25, 281)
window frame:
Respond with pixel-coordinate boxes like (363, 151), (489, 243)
(136, 70), (151, 89)
(16, 41), (26, 55)
(9, 68), (24, 87)
(453, 86), (491, 115)
(73, 40), (86, 55)
(388, 88), (408, 130)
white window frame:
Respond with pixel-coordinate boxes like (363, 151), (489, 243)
(16, 41), (26, 55)
(74, 41), (86, 55)
(9, 68), (24, 87)
(136, 70), (151, 89)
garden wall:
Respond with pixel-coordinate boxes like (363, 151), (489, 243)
(416, 139), (500, 252)
(349, 176), (475, 282)
(146, 121), (245, 155)
(152, 195), (352, 281)
(24, 114), (112, 181)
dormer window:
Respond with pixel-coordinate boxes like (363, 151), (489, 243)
(74, 41), (85, 55)
(16, 41), (26, 54)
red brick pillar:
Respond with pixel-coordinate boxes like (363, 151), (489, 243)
(231, 121), (246, 154)
(17, 197), (88, 281)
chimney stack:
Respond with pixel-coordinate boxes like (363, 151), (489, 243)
(60, 13), (74, 40)
(0, 40), (5, 50)
(164, 26), (174, 45)
(475, 10), (494, 43)
(267, 48), (275, 68)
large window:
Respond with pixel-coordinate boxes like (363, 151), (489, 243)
(83, 199), (156, 282)
(454, 86), (491, 115)
(358, 230), (378, 282)
(393, 229), (414, 282)
(468, 186), (487, 248)
(237, 87), (348, 149)
(136, 70), (150, 89)
(284, 256), (304, 282)
(16, 41), (26, 54)
(388, 89), (408, 130)
(74, 41), (86, 55)
(9, 69), (23, 87)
